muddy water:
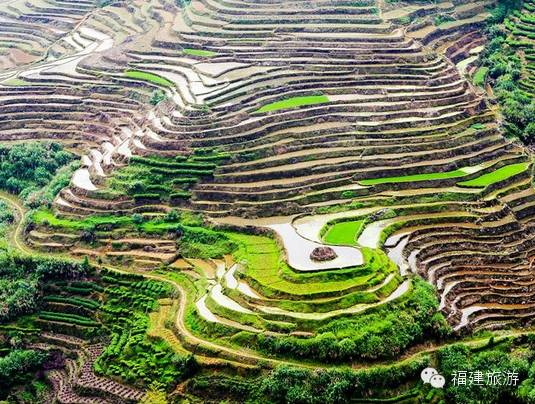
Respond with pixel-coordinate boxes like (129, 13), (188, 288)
(238, 281), (262, 299)
(455, 306), (485, 330)
(224, 264), (239, 289)
(267, 222), (364, 271)
(386, 235), (410, 276)
(72, 168), (97, 191)
(293, 207), (378, 242)
(196, 292), (261, 332)
(196, 295), (218, 322)
(21, 27), (114, 80)
(210, 284), (253, 314)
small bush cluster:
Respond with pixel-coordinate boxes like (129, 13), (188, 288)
(0, 142), (75, 207)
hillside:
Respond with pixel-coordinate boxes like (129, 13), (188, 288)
(0, 0), (535, 403)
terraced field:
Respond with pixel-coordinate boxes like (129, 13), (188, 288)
(506, 0), (535, 95)
(1, 0), (535, 402)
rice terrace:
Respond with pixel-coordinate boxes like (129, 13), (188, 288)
(1, 0), (535, 402)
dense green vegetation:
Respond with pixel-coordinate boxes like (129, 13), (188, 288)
(30, 208), (237, 259)
(0, 349), (47, 399)
(0, 200), (14, 249)
(186, 335), (535, 403)
(0, 256), (197, 397)
(31, 208), (132, 231)
(189, 356), (429, 403)
(473, 66), (489, 87)
(437, 338), (532, 403)
(247, 278), (450, 363)
(107, 151), (228, 203)
(0, 142), (76, 207)
(255, 95), (330, 113)
(0, 253), (89, 323)
(2, 2), (535, 402)
(480, 0), (535, 143)
(84, 272), (197, 390)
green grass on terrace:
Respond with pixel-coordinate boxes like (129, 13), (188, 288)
(457, 162), (530, 188)
(183, 48), (217, 57)
(473, 66), (489, 87)
(358, 165), (482, 186)
(124, 70), (174, 87)
(255, 95), (330, 113)
(31, 210), (133, 231)
(107, 153), (225, 202)
(30, 210), (236, 259)
(323, 220), (364, 245)
(31, 209), (196, 233)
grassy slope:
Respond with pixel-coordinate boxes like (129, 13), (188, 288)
(323, 220), (364, 245)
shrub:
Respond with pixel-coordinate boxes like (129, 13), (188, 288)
(132, 213), (145, 225)
(0, 254), (89, 323)
(150, 90), (167, 105)
(0, 142), (74, 206)
(0, 349), (46, 394)
(254, 278), (450, 362)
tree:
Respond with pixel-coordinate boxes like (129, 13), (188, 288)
(132, 213), (145, 225)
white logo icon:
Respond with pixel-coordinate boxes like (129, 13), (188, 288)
(421, 367), (445, 388)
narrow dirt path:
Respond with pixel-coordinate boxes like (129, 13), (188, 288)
(0, 191), (33, 254)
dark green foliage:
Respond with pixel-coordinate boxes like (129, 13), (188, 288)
(188, 375), (256, 401)
(0, 201), (14, 247)
(488, 0), (523, 23)
(434, 14), (455, 26)
(254, 278), (450, 362)
(482, 1), (535, 144)
(3, 380), (49, 403)
(39, 311), (99, 327)
(188, 355), (427, 403)
(0, 254), (192, 394)
(259, 366), (357, 403)
(0, 254), (88, 323)
(0, 349), (46, 396)
(132, 213), (145, 225)
(259, 356), (427, 403)
(438, 343), (530, 404)
(44, 295), (101, 310)
(94, 277), (195, 390)
(0, 201), (14, 225)
(0, 142), (74, 206)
